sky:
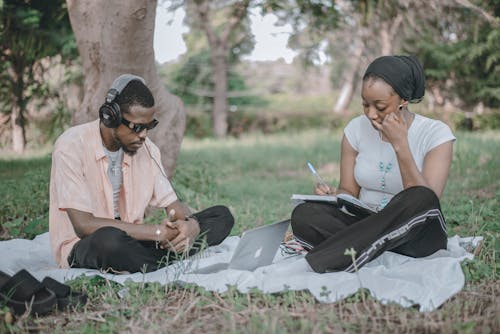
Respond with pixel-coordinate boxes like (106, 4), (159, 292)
(153, 5), (297, 64)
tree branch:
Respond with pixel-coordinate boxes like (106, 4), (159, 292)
(452, 0), (497, 25)
(388, 14), (404, 40)
(220, 0), (250, 43)
(192, 0), (219, 49)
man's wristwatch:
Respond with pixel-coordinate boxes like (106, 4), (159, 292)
(188, 214), (199, 225)
(155, 226), (161, 249)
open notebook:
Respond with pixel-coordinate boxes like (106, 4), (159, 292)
(291, 193), (377, 218)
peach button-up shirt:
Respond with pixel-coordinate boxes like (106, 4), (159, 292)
(49, 120), (177, 268)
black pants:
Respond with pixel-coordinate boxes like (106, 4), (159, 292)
(68, 205), (234, 273)
(291, 186), (447, 273)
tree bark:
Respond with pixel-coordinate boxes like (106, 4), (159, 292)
(333, 36), (364, 114)
(212, 50), (228, 137)
(380, 21), (392, 55)
(9, 63), (26, 153)
(11, 104), (25, 153)
(379, 14), (403, 56)
(66, 0), (185, 176)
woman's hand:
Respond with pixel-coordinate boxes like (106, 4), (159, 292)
(374, 109), (409, 149)
(314, 183), (336, 195)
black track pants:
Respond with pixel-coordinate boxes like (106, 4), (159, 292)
(68, 205), (234, 273)
(291, 186), (447, 273)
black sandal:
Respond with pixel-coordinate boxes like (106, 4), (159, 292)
(0, 270), (57, 316)
(41, 277), (87, 310)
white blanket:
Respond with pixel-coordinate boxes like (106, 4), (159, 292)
(0, 233), (481, 312)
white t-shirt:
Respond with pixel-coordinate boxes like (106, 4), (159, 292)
(344, 114), (456, 211)
(103, 146), (124, 218)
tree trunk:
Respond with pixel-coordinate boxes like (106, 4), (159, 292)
(379, 14), (402, 56)
(66, 0), (185, 176)
(11, 104), (25, 153)
(333, 38), (364, 114)
(380, 21), (392, 55)
(212, 51), (228, 137)
(189, 0), (249, 138)
(9, 60), (27, 153)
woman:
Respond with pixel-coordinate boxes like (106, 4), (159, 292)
(291, 55), (456, 273)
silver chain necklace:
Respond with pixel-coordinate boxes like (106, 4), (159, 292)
(107, 148), (123, 176)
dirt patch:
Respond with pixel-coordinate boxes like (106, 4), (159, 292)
(467, 184), (498, 199)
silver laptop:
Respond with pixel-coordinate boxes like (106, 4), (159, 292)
(190, 219), (290, 274)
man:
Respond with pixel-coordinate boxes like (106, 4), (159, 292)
(49, 74), (234, 273)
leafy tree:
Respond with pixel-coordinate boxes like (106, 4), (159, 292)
(266, 0), (499, 116)
(266, 0), (400, 113)
(0, 0), (76, 152)
(66, 0), (185, 175)
(167, 0), (255, 137)
(409, 0), (499, 110)
(167, 49), (213, 108)
(167, 49), (261, 108)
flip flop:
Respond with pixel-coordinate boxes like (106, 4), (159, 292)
(41, 277), (87, 310)
(0, 270), (57, 316)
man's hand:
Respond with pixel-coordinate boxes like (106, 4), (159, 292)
(154, 222), (179, 248)
(162, 217), (200, 253)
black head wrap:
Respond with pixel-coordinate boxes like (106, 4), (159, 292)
(363, 55), (425, 103)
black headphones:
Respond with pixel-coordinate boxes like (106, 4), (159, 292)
(99, 74), (146, 128)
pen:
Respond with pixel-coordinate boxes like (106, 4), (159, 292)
(307, 162), (330, 190)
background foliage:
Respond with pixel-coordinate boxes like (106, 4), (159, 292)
(410, 0), (500, 109)
(0, 0), (499, 148)
(0, 0), (76, 151)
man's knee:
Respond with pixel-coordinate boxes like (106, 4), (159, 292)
(86, 226), (129, 256)
(212, 205), (234, 230)
(198, 205), (234, 232)
(194, 205), (234, 246)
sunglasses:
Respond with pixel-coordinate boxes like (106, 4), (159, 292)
(121, 117), (159, 133)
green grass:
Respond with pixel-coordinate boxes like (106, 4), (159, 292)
(264, 93), (336, 114)
(174, 130), (341, 233)
(1, 129), (499, 333)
